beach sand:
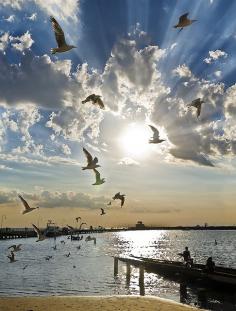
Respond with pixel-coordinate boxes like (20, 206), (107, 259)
(0, 295), (200, 311)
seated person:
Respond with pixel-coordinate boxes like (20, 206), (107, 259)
(205, 257), (215, 273)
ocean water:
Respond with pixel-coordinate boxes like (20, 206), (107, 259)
(0, 230), (235, 310)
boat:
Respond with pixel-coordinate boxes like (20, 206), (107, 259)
(44, 220), (61, 237)
(117, 255), (236, 288)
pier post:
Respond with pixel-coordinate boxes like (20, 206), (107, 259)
(114, 257), (118, 276)
(139, 265), (145, 296)
(126, 262), (131, 285)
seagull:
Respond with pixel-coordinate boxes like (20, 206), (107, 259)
(18, 195), (39, 215)
(82, 148), (101, 170)
(85, 236), (96, 245)
(174, 13), (197, 31)
(100, 208), (106, 216)
(67, 225), (75, 232)
(65, 252), (71, 258)
(60, 240), (65, 244)
(188, 98), (204, 118)
(7, 251), (17, 263)
(79, 223), (86, 230)
(92, 169), (105, 185)
(107, 201), (112, 206)
(8, 244), (22, 252)
(22, 264), (28, 270)
(32, 224), (46, 242)
(82, 94), (105, 110)
(45, 256), (53, 261)
(52, 245), (57, 250)
(148, 125), (165, 144)
(76, 245), (81, 250)
(50, 16), (76, 54)
(75, 217), (81, 223)
(113, 192), (126, 207)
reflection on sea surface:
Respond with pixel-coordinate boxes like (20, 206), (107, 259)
(0, 230), (235, 310)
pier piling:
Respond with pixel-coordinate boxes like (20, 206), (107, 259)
(139, 265), (145, 296)
(114, 257), (119, 276)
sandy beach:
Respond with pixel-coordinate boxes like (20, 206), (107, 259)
(0, 295), (199, 311)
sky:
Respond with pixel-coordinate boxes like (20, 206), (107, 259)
(0, 0), (236, 228)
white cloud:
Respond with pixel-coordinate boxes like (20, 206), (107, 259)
(0, 0), (79, 22)
(214, 71), (222, 78)
(173, 64), (192, 78)
(118, 157), (140, 166)
(5, 15), (15, 22)
(204, 50), (228, 64)
(27, 13), (37, 21)
(10, 31), (34, 52)
(61, 144), (71, 155)
(0, 32), (10, 52)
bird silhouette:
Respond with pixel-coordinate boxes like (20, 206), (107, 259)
(75, 217), (81, 223)
(7, 251), (17, 263)
(92, 169), (105, 185)
(174, 13), (197, 32)
(82, 94), (105, 109)
(50, 16), (76, 54)
(148, 125), (165, 144)
(113, 192), (126, 207)
(8, 244), (22, 252)
(32, 224), (46, 242)
(82, 148), (101, 170)
(188, 98), (204, 118)
(18, 195), (39, 215)
(100, 208), (106, 216)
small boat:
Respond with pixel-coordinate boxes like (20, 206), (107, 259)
(117, 256), (236, 288)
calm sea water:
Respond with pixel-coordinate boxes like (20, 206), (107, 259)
(0, 230), (235, 310)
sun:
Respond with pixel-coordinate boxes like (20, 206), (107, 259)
(119, 123), (150, 157)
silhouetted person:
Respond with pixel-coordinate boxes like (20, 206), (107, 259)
(205, 257), (215, 273)
(179, 247), (192, 267)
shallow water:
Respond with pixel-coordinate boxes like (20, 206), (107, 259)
(0, 230), (235, 310)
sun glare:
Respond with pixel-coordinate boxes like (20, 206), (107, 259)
(119, 123), (151, 157)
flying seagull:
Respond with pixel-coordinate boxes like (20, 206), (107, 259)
(45, 255), (53, 261)
(75, 217), (81, 223)
(82, 148), (101, 170)
(32, 224), (46, 242)
(8, 244), (22, 252)
(174, 13), (197, 32)
(82, 94), (105, 110)
(188, 98), (204, 118)
(79, 222), (87, 230)
(85, 236), (96, 245)
(65, 252), (71, 258)
(113, 192), (126, 207)
(92, 169), (105, 185)
(107, 201), (112, 206)
(18, 195), (39, 215)
(50, 16), (76, 54)
(7, 251), (17, 263)
(22, 264), (28, 270)
(100, 208), (106, 216)
(148, 125), (165, 144)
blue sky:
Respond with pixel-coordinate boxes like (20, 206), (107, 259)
(0, 0), (236, 227)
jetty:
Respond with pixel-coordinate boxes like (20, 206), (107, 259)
(113, 255), (236, 293)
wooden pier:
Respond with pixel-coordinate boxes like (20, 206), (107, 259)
(114, 256), (145, 295)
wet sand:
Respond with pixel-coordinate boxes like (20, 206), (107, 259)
(0, 295), (199, 311)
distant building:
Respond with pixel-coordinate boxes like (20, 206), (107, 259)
(135, 221), (145, 229)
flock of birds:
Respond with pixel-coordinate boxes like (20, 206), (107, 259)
(6, 12), (204, 262)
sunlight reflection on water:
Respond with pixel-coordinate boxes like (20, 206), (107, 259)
(0, 230), (235, 310)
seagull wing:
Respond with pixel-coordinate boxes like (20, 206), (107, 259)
(191, 98), (201, 107)
(179, 13), (189, 23)
(101, 208), (104, 213)
(96, 97), (105, 109)
(93, 169), (101, 182)
(83, 148), (93, 165)
(197, 105), (201, 118)
(149, 125), (160, 139)
(121, 196), (125, 207)
(8, 245), (16, 250)
(32, 224), (41, 238)
(18, 195), (31, 210)
(50, 16), (66, 47)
